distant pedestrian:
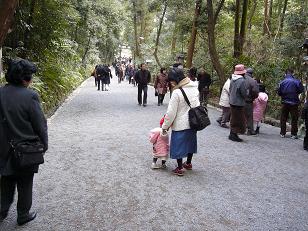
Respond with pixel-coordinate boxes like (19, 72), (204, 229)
(197, 69), (211, 107)
(188, 67), (197, 81)
(134, 63), (151, 107)
(253, 84), (268, 134)
(126, 64), (135, 84)
(162, 68), (199, 176)
(0, 59), (48, 226)
(154, 67), (168, 106)
(149, 116), (169, 169)
(244, 68), (259, 135)
(229, 64), (247, 142)
(91, 66), (98, 86)
(278, 68), (304, 139)
(217, 77), (231, 128)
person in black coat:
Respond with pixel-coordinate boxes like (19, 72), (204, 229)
(197, 69), (212, 107)
(0, 59), (48, 225)
(134, 63), (151, 106)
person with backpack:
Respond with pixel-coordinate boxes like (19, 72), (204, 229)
(244, 68), (259, 135)
(278, 68), (304, 139)
(197, 69), (212, 107)
(161, 68), (199, 176)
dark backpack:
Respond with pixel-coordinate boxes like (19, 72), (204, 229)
(96, 65), (108, 77)
(179, 87), (210, 131)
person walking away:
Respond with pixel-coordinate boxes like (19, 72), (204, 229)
(134, 63), (151, 107)
(154, 67), (168, 106)
(149, 116), (169, 169)
(188, 67), (197, 81)
(126, 64), (135, 84)
(197, 69), (211, 107)
(0, 59), (48, 225)
(161, 68), (199, 176)
(102, 65), (112, 91)
(278, 68), (304, 139)
(91, 65), (98, 86)
(96, 64), (106, 91)
(244, 68), (259, 135)
(253, 84), (268, 134)
(217, 76), (231, 128)
(229, 64), (247, 142)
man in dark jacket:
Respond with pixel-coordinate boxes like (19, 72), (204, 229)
(134, 63), (151, 106)
(278, 68), (304, 139)
(229, 64), (247, 142)
(244, 68), (259, 135)
(197, 69), (212, 107)
(0, 59), (48, 225)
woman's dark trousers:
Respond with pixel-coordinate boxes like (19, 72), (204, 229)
(1, 174), (34, 217)
(137, 85), (148, 105)
(158, 94), (165, 105)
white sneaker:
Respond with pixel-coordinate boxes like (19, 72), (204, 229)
(290, 135), (298, 139)
(280, 134), (285, 138)
(151, 163), (160, 169)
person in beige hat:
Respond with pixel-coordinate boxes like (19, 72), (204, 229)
(228, 64), (247, 142)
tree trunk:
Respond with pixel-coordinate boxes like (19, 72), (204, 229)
(153, 2), (167, 68)
(268, 0), (273, 33)
(279, 0), (288, 33)
(263, 0), (269, 35)
(171, 23), (177, 55)
(0, 0), (19, 47)
(233, 0), (241, 58)
(24, 0), (36, 49)
(132, 1), (140, 58)
(186, 0), (202, 68)
(239, 0), (248, 55)
(82, 33), (91, 65)
(206, 0), (225, 86)
(248, 1), (257, 30)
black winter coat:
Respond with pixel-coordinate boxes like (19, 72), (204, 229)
(0, 84), (48, 175)
(134, 70), (151, 86)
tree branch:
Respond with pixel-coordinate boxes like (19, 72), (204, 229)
(214, 0), (225, 24)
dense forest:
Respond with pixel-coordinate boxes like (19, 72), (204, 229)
(0, 0), (307, 118)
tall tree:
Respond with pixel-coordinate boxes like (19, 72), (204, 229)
(206, 0), (225, 86)
(153, 1), (167, 68)
(0, 0), (19, 47)
(132, 0), (140, 58)
(239, 0), (248, 55)
(233, 0), (241, 58)
(186, 0), (202, 68)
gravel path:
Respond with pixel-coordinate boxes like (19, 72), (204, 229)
(1, 73), (307, 231)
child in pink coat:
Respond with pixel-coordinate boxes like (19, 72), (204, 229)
(149, 116), (169, 169)
(253, 84), (268, 134)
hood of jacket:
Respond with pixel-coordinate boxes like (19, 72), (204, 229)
(232, 74), (244, 81)
(258, 92), (268, 102)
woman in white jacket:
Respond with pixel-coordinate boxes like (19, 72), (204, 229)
(216, 77), (231, 128)
(162, 68), (200, 176)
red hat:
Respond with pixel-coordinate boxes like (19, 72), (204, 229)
(234, 64), (246, 75)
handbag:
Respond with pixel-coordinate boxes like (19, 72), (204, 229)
(179, 87), (211, 131)
(0, 90), (45, 168)
(155, 89), (158, 97)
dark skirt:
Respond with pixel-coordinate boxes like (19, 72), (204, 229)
(230, 105), (246, 134)
(170, 129), (197, 159)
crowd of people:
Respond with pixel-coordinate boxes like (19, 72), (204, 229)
(148, 63), (306, 177)
(0, 57), (306, 226)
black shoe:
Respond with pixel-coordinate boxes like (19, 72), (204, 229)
(247, 130), (257, 136)
(158, 103), (161, 106)
(17, 212), (37, 226)
(229, 133), (243, 142)
(0, 211), (8, 221)
(143, 104), (147, 107)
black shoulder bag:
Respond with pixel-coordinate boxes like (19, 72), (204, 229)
(179, 87), (211, 131)
(0, 90), (44, 168)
